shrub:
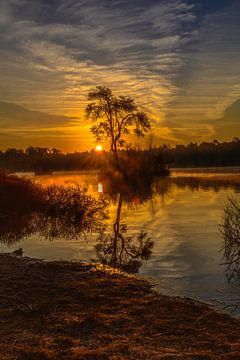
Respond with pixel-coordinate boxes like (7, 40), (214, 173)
(221, 197), (240, 283)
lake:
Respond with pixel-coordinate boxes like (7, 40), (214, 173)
(1, 168), (240, 317)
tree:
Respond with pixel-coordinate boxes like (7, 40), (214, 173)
(86, 86), (150, 152)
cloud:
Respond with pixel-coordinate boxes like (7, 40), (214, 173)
(160, 0), (240, 143)
(211, 99), (240, 140)
(0, 0), (196, 114)
(0, 101), (87, 151)
(0, 101), (92, 151)
(0, 101), (73, 128)
(0, 0), (239, 149)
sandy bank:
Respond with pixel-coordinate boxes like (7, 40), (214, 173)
(0, 254), (239, 360)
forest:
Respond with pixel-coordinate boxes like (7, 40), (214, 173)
(0, 138), (240, 172)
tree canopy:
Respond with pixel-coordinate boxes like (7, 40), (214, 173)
(86, 86), (151, 152)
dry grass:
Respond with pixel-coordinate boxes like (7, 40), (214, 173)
(0, 254), (239, 360)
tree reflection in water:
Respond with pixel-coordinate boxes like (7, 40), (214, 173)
(96, 193), (153, 273)
(94, 168), (158, 273)
(0, 172), (158, 274)
(2, 171), (239, 277)
(95, 168), (240, 274)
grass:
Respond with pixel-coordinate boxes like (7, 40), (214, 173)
(221, 197), (240, 283)
(0, 254), (240, 360)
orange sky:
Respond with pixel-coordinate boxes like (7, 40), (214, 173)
(0, 0), (239, 151)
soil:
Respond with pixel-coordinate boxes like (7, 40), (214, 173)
(0, 254), (240, 360)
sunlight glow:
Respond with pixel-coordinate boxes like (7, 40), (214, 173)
(96, 144), (103, 152)
(98, 182), (103, 193)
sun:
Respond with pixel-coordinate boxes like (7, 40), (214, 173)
(96, 144), (103, 152)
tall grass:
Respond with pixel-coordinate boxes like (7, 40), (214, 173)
(221, 197), (240, 283)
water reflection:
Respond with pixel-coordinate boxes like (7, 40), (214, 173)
(168, 175), (240, 193)
(96, 193), (153, 273)
(0, 174), (108, 244)
(98, 182), (103, 193)
(1, 170), (240, 315)
(93, 168), (164, 273)
(1, 171), (240, 279)
(0, 215), (34, 245)
(0, 170), (159, 273)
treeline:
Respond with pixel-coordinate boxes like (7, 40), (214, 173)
(0, 146), (168, 173)
(158, 137), (240, 168)
(0, 138), (240, 172)
(0, 147), (106, 172)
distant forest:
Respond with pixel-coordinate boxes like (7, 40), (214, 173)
(0, 138), (240, 172)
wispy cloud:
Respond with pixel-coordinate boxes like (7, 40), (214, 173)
(0, 0), (239, 149)
(163, 0), (240, 142)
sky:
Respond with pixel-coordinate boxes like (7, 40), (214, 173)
(0, 0), (239, 152)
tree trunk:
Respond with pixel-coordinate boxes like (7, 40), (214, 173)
(112, 193), (123, 267)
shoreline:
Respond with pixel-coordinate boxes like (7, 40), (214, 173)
(5, 165), (240, 175)
(0, 254), (240, 359)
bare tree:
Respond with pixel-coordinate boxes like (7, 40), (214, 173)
(86, 86), (150, 152)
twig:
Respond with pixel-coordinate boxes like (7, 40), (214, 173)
(11, 339), (17, 360)
(195, 309), (216, 323)
(195, 304), (239, 324)
(0, 295), (32, 310)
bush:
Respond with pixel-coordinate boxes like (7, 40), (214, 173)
(0, 174), (108, 243)
(221, 197), (240, 283)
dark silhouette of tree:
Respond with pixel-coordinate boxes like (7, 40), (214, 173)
(1, 138), (240, 172)
(95, 168), (156, 273)
(95, 193), (153, 273)
(86, 86), (150, 152)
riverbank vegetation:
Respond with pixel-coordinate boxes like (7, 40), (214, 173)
(0, 173), (108, 244)
(0, 171), (157, 273)
(221, 197), (240, 283)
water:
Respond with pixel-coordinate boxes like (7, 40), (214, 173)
(1, 169), (240, 316)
